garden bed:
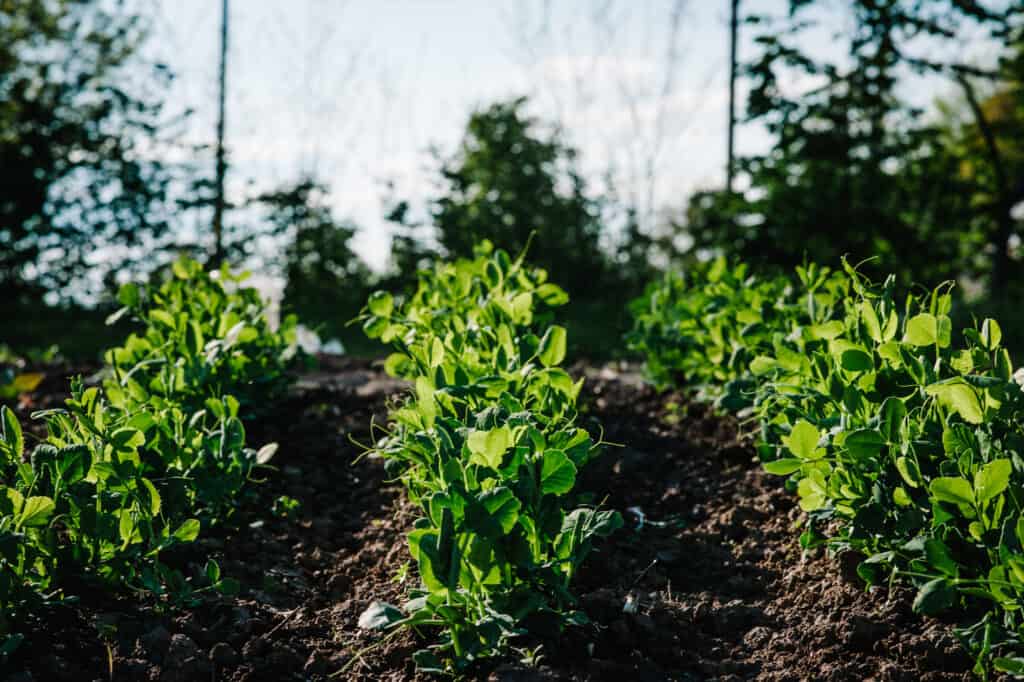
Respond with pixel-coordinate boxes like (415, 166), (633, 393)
(5, 359), (974, 681)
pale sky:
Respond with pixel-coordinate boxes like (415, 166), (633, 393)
(147, 1), (999, 271)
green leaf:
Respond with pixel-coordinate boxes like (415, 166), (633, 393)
(981, 318), (1002, 350)
(930, 477), (975, 508)
(206, 559), (221, 583)
(763, 458), (802, 475)
(185, 321), (204, 356)
(784, 420), (822, 460)
(950, 350), (974, 375)
(467, 426), (512, 469)
(117, 282), (140, 307)
(56, 444), (90, 485)
(840, 349), (873, 373)
(879, 397), (906, 443)
(1, 406), (23, 461)
(511, 292), (533, 322)
(367, 291), (393, 317)
(797, 472), (828, 511)
(903, 313), (937, 346)
(171, 258), (194, 279)
(974, 459), (1012, 505)
(936, 316), (952, 349)
(384, 353), (411, 377)
(995, 658), (1024, 675)
(895, 456), (921, 488)
(477, 487), (521, 533)
(808, 321), (845, 341)
(119, 509), (137, 546)
(412, 649), (446, 674)
(925, 381), (983, 424)
(912, 577), (956, 615)
(538, 326), (567, 367)
(844, 429), (885, 460)
(415, 377), (436, 428)
(749, 356), (778, 376)
(535, 283), (569, 306)
(216, 577), (240, 596)
(362, 315), (388, 339)
(924, 539), (959, 578)
(140, 478), (161, 515)
(429, 337), (445, 368)
(860, 300), (881, 342)
(3, 488), (24, 515)
(173, 519), (201, 543)
(149, 309), (177, 329)
(484, 260), (502, 288)
(877, 341), (902, 366)
(881, 309), (899, 341)
(110, 428), (145, 452)
(18, 496), (55, 527)
(540, 449), (577, 495)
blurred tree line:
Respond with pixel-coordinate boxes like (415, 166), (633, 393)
(688, 1), (1024, 291)
(1, 0), (1023, 359)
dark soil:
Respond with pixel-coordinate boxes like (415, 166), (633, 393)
(2, 359), (976, 681)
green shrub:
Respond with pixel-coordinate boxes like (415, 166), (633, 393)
(0, 257), (290, 661)
(359, 243), (620, 673)
(630, 258), (1024, 674)
(105, 257), (299, 413)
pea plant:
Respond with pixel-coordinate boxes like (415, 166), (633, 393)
(630, 258), (1024, 675)
(628, 257), (848, 410)
(358, 243), (621, 674)
(0, 258), (290, 660)
(105, 256), (300, 414)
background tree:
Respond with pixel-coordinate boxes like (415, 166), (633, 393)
(0, 0), (179, 303)
(944, 31), (1024, 290)
(685, 0), (1021, 289)
(255, 179), (371, 345)
(427, 97), (609, 295)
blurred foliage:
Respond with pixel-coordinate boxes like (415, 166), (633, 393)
(2, 1), (1023, 363)
(685, 0), (1023, 293)
(383, 99), (632, 289)
(0, 301), (123, 362)
(380, 97), (649, 358)
(253, 179), (373, 349)
(429, 98), (609, 295)
(0, 0), (180, 302)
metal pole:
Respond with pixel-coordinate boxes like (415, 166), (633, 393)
(726, 0), (739, 194)
(213, 0), (229, 263)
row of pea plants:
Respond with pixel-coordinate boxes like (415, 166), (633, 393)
(0, 257), (298, 660)
(357, 243), (621, 674)
(629, 256), (1024, 676)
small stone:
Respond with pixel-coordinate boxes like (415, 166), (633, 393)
(162, 633), (211, 681)
(141, 625), (172, 663)
(242, 636), (268, 661)
(210, 642), (238, 667)
(847, 615), (887, 651)
(304, 650), (330, 676)
(164, 633), (200, 668)
(326, 572), (351, 597)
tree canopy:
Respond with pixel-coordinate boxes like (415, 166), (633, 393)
(0, 0), (179, 302)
